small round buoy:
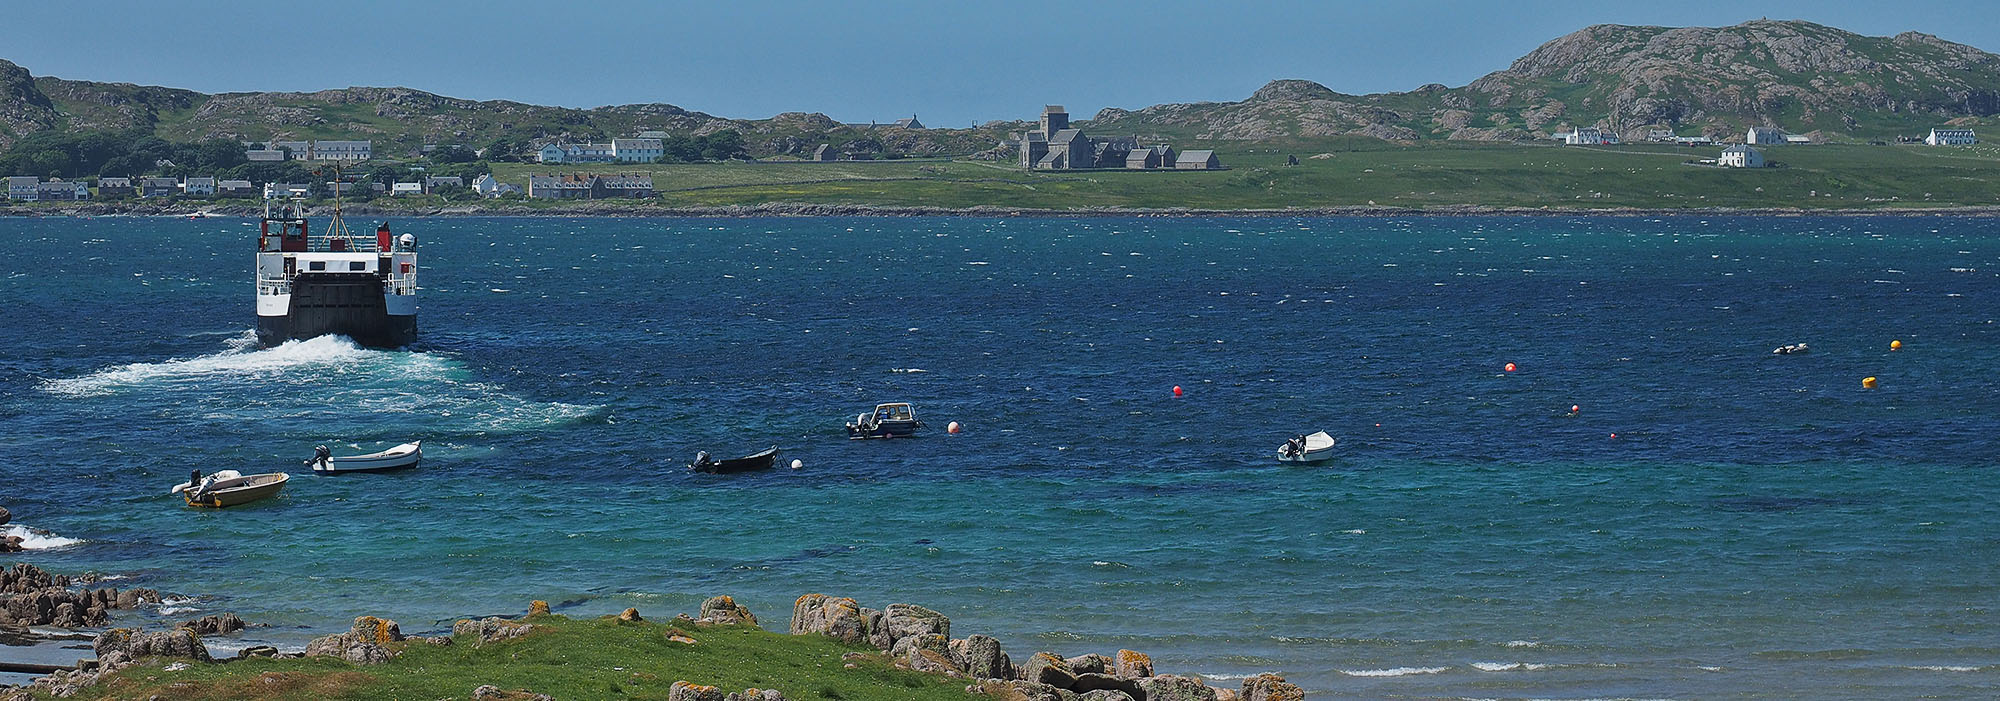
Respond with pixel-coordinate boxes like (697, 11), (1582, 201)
(1890, 339), (1903, 351)
(1504, 362), (1517, 373)
(1570, 404), (1581, 414)
(1610, 433), (1618, 439)
(790, 459), (803, 470)
(947, 421), (962, 434)
(1172, 385), (1183, 397)
(1862, 376), (1878, 389)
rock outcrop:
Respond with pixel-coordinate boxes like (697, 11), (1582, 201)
(179, 612), (247, 635)
(453, 616), (539, 646)
(0, 563), (159, 628)
(789, 594), (869, 645)
(698, 595), (758, 626)
(302, 615), (406, 664)
(92, 628), (212, 662)
(1240, 673), (1306, 701)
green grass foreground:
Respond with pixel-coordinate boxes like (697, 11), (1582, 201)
(61, 615), (976, 701)
(487, 139), (2000, 211)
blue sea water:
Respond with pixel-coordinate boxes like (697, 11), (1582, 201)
(2, 214), (1998, 698)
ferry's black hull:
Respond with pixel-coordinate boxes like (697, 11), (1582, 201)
(257, 273), (416, 348)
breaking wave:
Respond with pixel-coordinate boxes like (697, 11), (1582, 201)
(1340, 666), (1450, 677)
(3, 525), (83, 550)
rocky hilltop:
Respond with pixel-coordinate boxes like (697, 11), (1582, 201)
(3, 20), (1998, 154)
(1087, 19), (2000, 143)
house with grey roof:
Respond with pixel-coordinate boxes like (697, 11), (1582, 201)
(812, 144), (838, 161)
(1174, 150), (1220, 170)
(36, 179), (89, 201)
(181, 177), (217, 197)
(527, 173), (654, 200)
(97, 177), (135, 199)
(1719, 144), (1766, 168)
(218, 180), (256, 197)
(7, 176), (39, 201)
(141, 177), (180, 198)
(894, 115), (925, 129)
(1126, 145), (1176, 169)
(1746, 127), (1787, 145)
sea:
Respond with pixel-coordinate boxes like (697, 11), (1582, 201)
(1, 214), (1997, 699)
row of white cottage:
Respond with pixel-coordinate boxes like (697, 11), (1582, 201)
(1565, 126), (1976, 146)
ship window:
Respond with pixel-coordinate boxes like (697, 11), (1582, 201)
(350, 261), (366, 271)
(308, 261), (326, 271)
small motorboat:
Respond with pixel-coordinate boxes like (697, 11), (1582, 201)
(306, 441), (422, 474)
(175, 470), (290, 508)
(690, 446), (779, 474)
(1772, 343), (1810, 355)
(847, 402), (923, 439)
(1277, 431), (1338, 464)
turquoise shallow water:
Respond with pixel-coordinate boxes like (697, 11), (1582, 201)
(2, 215), (1998, 698)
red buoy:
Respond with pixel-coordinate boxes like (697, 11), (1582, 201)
(1504, 362), (1517, 373)
(1172, 385), (1183, 397)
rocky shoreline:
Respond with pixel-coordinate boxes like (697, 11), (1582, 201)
(6, 201), (2000, 219)
(0, 562), (1304, 700)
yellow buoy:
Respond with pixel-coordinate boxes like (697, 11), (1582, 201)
(1862, 376), (1878, 389)
(1890, 339), (1903, 351)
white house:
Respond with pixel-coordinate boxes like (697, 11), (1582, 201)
(1719, 144), (1766, 168)
(1926, 128), (1977, 146)
(311, 140), (372, 161)
(1561, 127), (1619, 145)
(181, 177), (217, 197)
(611, 138), (663, 163)
(1747, 127), (1787, 145)
(391, 182), (424, 197)
(537, 144), (567, 163)
(264, 183), (312, 199)
(6, 176), (38, 201)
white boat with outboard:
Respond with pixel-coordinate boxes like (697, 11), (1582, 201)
(306, 441), (422, 474)
(847, 402), (923, 439)
(1277, 431), (1338, 463)
(173, 470), (290, 508)
(1772, 342), (1810, 355)
(255, 195), (418, 348)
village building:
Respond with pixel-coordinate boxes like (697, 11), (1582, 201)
(391, 182), (424, 197)
(218, 180), (255, 197)
(526, 173), (655, 200)
(1039, 128), (1094, 169)
(263, 183), (312, 199)
(1747, 127), (1787, 145)
(423, 176), (464, 192)
(894, 115), (925, 129)
(311, 140), (373, 161)
(1175, 149), (1221, 170)
(1125, 145), (1176, 169)
(181, 177), (217, 197)
(141, 177), (179, 198)
(247, 149), (286, 162)
(97, 177), (134, 199)
(6, 176), (39, 201)
(35, 179), (89, 201)
(1561, 126), (1618, 145)
(1719, 144), (1766, 168)
(470, 173), (520, 198)
(812, 144), (838, 161)
(611, 138), (664, 162)
(1926, 127), (1977, 146)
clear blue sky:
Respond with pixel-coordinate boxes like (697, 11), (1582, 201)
(5, 0), (1999, 127)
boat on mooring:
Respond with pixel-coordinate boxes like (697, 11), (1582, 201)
(847, 402), (923, 439)
(255, 195), (417, 348)
(173, 470), (290, 508)
(690, 446), (780, 474)
(306, 441), (422, 474)
(1277, 431), (1338, 464)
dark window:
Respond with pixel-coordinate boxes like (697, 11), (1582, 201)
(349, 261), (366, 271)
(308, 261), (326, 271)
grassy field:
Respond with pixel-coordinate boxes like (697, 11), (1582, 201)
(64, 615), (976, 701)
(485, 139), (2000, 210)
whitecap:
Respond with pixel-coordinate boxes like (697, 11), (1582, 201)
(3, 525), (83, 550)
(890, 368), (928, 374)
(1340, 666), (1449, 677)
(42, 335), (381, 397)
(1905, 665), (1984, 672)
(1503, 640), (1541, 648)
(1471, 662), (1549, 672)
(158, 606), (201, 615)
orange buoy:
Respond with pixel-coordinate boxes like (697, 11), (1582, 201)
(1172, 385), (1183, 397)
(1890, 340), (1903, 351)
(947, 421), (962, 434)
(1862, 376), (1878, 389)
(1504, 362), (1517, 373)
(1570, 404), (1580, 414)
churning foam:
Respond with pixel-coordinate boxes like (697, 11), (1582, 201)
(43, 335), (378, 397)
(1340, 666), (1450, 677)
(3, 525), (82, 549)
(1471, 662), (1551, 672)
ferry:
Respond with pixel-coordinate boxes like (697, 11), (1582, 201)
(254, 198), (417, 348)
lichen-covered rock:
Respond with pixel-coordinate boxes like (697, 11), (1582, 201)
(1072, 673), (1142, 699)
(453, 617), (536, 646)
(1066, 654), (1113, 676)
(1078, 691), (1135, 701)
(92, 628), (212, 662)
(1001, 680), (1080, 701)
(619, 607), (643, 622)
(699, 595), (758, 626)
(879, 603), (950, 649)
(724, 689), (787, 701)
(907, 647), (963, 674)
(951, 634), (1012, 680)
(349, 615), (404, 643)
(1137, 674), (1218, 701)
(341, 641), (394, 664)
(668, 680), (727, 701)
(180, 612), (247, 635)
(237, 645), (279, 659)
(1019, 652), (1077, 689)
(1113, 649), (1153, 679)
(1214, 690), (1240, 701)
(891, 632), (950, 659)
(50, 602), (82, 628)
(528, 600), (550, 616)
(788, 594), (868, 644)
(472, 684), (555, 701)
(1240, 673), (1305, 701)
